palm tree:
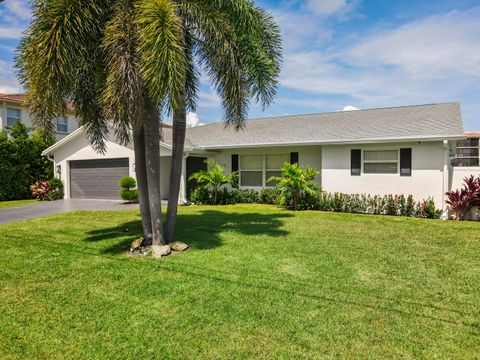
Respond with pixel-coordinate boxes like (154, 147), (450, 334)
(16, 0), (184, 246)
(189, 160), (238, 205)
(16, 0), (281, 245)
(269, 163), (319, 211)
(164, 1), (282, 243)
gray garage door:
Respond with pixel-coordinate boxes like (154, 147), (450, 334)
(70, 158), (129, 199)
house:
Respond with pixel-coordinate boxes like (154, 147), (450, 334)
(41, 102), (480, 214)
(0, 93), (79, 140)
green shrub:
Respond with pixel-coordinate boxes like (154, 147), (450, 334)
(259, 188), (280, 204)
(233, 189), (260, 204)
(120, 189), (139, 202)
(119, 176), (138, 202)
(188, 161), (238, 205)
(270, 163), (320, 210)
(47, 178), (64, 200)
(0, 122), (55, 201)
(119, 176), (136, 190)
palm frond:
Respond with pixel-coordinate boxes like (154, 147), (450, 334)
(135, 0), (187, 112)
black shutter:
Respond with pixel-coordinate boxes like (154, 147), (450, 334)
(351, 149), (361, 176)
(231, 154), (239, 186)
(400, 148), (412, 176)
(290, 152), (299, 165)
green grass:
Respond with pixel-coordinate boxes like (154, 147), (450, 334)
(0, 199), (38, 209)
(0, 205), (478, 359)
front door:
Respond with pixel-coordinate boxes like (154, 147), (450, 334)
(186, 156), (207, 200)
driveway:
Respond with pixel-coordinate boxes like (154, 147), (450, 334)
(0, 199), (140, 224)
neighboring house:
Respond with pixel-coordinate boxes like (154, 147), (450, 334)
(0, 93), (79, 140)
(42, 102), (480, 214)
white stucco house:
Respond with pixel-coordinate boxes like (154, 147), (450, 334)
(42, 102), (480, 213)
(0, 93), (79, 140)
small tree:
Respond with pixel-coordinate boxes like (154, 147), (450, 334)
(189, 161), (238, 205)
(119, 176), (138, 203)
(269, 163), (319, 211)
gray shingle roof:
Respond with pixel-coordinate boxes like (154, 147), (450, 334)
(182, 102), (464, 149)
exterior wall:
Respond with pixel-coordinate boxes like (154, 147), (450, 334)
(322, 141), (447, 207)
(51, 130), (174, 200)
(52, 132), (135, 199)
(0, 102), (79, 139)
(205, 145), (323, 189)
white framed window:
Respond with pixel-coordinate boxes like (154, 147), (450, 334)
(56, 116), (68, 133)
(7, 108), (21, 126)
(239, 154), (289, 187)
(240, 155), (263, 187)
(452, 138), (479, 167)
(363, 150), (398, 174)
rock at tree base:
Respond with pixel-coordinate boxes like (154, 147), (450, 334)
(152, 245), (171, 258)
(130, 237), (143, 250)
(169, 241), (189, 252)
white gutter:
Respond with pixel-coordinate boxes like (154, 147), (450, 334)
(192, 134), (466, 150)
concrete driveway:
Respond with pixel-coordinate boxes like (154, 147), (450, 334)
(0, 199), (140, 224)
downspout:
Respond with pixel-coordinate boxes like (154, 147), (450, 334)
(179, 153), (189, 204)
(441, 140), (449, 220)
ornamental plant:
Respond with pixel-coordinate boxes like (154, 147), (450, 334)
(270, 163), (320, 211)
(30, 180), (52, 200)
(189, 161), (238, 205)
(119, 176), (138, 203)
(445, 175), (480, 220)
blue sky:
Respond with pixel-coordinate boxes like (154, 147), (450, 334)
(0, 0), (479, 130)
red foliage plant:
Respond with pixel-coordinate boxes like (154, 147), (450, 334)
(445, 175), (480, 220)
(30, 180), (52, 201)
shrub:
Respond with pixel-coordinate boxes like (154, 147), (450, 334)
(30, 180), (52, 200)
(270, 163), (320, 211)
(0, 122), (55, 200)
(259, 188), (280, 204)
(120, 176), (137, 190)
(189, 161), (238, 205)
(233, 189), (260, 204)
(445, 175), (480, 220)
(47, 178), (64, 200)
(121, 189), (139, 202)
(119, 176), (138, 202)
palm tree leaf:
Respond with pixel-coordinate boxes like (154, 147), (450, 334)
(135, 0), (187, 112)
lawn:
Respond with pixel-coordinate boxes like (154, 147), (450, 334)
(0, 205), (478, 358)
(0, 199), (37, 209)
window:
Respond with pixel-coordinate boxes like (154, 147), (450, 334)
(239, 154), (289, 187)
(6, 108), (21, 126)
(240, 155), (263, 186)
(56, 116), (68, 133)
(452, 138), (479, 167)
(266, 154), (289, 186)
(363, 150), (398, 174)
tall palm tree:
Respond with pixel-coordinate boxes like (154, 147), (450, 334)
(164, 1), (282, 243)
(16, 0), (281, 245)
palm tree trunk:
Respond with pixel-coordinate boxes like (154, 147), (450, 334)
(132, 122), (152, 242)
(165, 91), (187, 243)
(142, 94), (166, 246)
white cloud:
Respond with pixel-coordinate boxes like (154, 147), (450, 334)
(186, 112), (204, 127)
(5, 0), (31, 21)
(0, 26), (24, 39)
(342, 105), (359, 111)
(347, 9), (480, 78)
(279, 8), (480, 107)
(306, 0), (353, 16)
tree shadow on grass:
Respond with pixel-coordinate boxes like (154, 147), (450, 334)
(84, 210), (292, 255)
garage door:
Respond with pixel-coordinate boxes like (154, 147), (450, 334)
(70, 158), (129, 199)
